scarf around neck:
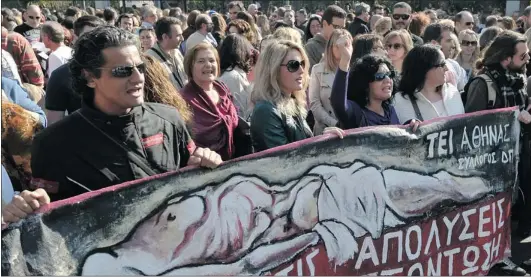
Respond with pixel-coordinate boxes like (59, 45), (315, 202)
(485, 64), (528, 110)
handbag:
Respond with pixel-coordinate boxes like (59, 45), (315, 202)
(78, 112), (160, 176)
(233, 116), (254, 158)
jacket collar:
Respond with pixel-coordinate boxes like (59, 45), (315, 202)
(80, 101), (142, 126)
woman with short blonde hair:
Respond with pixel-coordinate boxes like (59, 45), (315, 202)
(383, 30), (413, 73)
(250, 40), (343, 151)
(455, 29), (479, 80)
(309, 29), (352, 135)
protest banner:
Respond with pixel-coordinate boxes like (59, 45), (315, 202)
(1, 108), (520, 276)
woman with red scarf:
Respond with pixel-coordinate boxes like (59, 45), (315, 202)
(181, 42), (239, 160)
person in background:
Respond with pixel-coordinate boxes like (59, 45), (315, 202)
(256, 14), (271, 36)
(117, 13), (134, 33)
(351, 33), (386, 63)
(250, 39), (344, 151)
(45, 16), (105, 125)
(369, 14), (382, 31)
(227, 19), (256, 47)
(384, 29), (413, 74)
(211, 13), (226, 46)
(228, 1), (245, 21)
(455, 29), (479, 80)
(305, 5), (346, 71)
(304, 15), (321, 43)
(181, 42), (239, 160)
(479, 26), (503, 51)
(309, 29), (351, 135)
(409, 12), (430, 37)
(14, 4), (42, 44)
(2, 77), (46, 127)
(140, 4), (158, 28)
(1, 27), (44, 88)
(218, 34), (254, 119)
(247, 4), (258, 18)
(273, 26), (303, 46)
(139, 26), (157, 52)
(445, 32), (460, 60)
(186, 14), (217, 50)
(41, 21), (72, 78)
(236, 11), (262, 45)
(394, 44), (464, 124)
(454, 11), (474, 34)
(296, 9), (307, 31)
(348, 2), (370, 38)
(146, 16), (187, 91)
(103, 8), (117, 26)
(2, 49), (22, 84)
(424, 9), (438, 23)
(372, 4), (385, 16)
(499, 16), (516, 31)
(423, 23), (467, 91)
(390, 2), (423, 46)
(282, 9), (305, 38)
(168, 7), (181, 17)
(373, 16), (392, 37)
(142, 54), (192, 125)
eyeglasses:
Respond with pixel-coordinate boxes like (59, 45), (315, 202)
(98, 63), (146, 78)
(374, 71), (395, 81)
(28, 15), (41, 20)
(392, 14), (410, 20)
(281, 60), (305, 72)
(332, 23), (345, 29)
(386, 43), (403, 50)
(433, 61), (446, 69)
(465, 22), (475, 26)
(461, 40), (477, 46)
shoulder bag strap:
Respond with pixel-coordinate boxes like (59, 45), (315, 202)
(77, 112), (159, 176)
(410, 98), (424, 121)
(151, 47), (184, 89)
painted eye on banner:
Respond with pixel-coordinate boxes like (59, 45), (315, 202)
(167, 213), (176, 222)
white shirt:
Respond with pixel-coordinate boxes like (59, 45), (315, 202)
(47, 45), (72, 77)
(432, 100), (448, 117)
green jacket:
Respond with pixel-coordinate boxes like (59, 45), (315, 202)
(250, 101), (313, 152)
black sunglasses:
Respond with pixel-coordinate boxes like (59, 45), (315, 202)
(281, 60), (305, 72)
(99, 63), (146, 78)
(386, 43), (403, 50)
(465, 21), (475, 26)
(392, 14), (410, 20)
(461, 40), (477, 46)
(28, 15), (41, 20)
(374, 71), (395, 81)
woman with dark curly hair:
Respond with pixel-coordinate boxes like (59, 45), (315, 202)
(218, 34), (254, 119)
(330, 35), (417, 129)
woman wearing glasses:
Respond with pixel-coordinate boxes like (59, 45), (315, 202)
(250, 40), (344, 152)
(394, 45), (464, 124)
(139, 26), (157, 52)
(309, 29), (351, 135)
(180, 43), (239, 160)
(455, 30), (480, 80)
(383, 29), (413, 74)
(331, 36), (416, 129)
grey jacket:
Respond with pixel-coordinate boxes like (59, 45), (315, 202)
(304, 34), (327, 72)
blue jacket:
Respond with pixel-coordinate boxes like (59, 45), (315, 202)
(2, 77), (47, 127)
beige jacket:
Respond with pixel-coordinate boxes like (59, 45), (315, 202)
(145, 42), (188, 91)
(309, 63), (338, 135)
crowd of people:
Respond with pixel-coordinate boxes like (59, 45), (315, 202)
(1, 1), (531, 274)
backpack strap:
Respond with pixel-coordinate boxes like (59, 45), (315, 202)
(410, 97), (424, 121)
(477, 73), (497, 109)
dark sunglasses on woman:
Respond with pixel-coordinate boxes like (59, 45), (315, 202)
(281, 60), (305, 73)
(386, 43), (403, 50)
(99, 63), (146, 78)
(460, 40), (477, 46)
(374, 71), (395, 81)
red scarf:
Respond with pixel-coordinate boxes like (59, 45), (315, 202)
(181, 80), (238, 160)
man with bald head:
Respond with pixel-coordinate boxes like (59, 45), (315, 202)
(14, 5), (42, 44)
(454, 11), (474, 34)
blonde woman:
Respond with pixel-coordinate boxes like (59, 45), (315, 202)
(373, 17), (392, 37)
(447, 32), (461, 59)
(309, 29), (351, 135)
(273, 27), (303, 46)
(250, 40), (343, 151)
(455, 29), (479, 80)
(383, 30), (413, 74)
